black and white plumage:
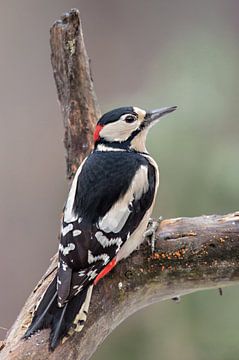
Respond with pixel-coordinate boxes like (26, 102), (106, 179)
(24, 105), (176, 350)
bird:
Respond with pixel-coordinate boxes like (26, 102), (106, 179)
(24, 105), (177, 350)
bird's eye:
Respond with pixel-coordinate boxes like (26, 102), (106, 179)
(125, 115), (136, 123)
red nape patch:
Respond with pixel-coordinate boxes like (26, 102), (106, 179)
(93, 124), (103, 142)
(94, 258), (117, 285)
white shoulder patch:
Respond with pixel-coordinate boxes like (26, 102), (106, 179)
(132, 164), (149, 200)
(98, 165), (149, 233)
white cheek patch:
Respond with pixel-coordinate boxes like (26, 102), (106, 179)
(100, 118), (140, 142)
(98, 107), (146, 143)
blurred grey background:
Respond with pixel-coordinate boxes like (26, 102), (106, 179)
(0, 1), (239, 359)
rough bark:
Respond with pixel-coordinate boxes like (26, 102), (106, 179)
(1, 8), (239, 360)
(50, 8), (100, 179)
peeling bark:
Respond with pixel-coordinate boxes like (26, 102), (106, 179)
(1, 8), (239, 360)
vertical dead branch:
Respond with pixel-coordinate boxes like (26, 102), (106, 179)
(50, 8), (100, 179)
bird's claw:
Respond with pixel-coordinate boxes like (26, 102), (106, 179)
(144, 217), (162, 253)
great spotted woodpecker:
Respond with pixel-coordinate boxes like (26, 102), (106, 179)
(24, 105), (176, 350)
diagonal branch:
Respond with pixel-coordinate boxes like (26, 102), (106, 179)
(1, 8), (239, 360)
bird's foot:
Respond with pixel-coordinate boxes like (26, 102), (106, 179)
(144, 217), (162, 253)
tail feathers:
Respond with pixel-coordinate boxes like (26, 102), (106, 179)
(24, 276), (94, 351)
(24, 277), (58, 338)
(49, 302), (68, 349)
(50, 284), (93, 349)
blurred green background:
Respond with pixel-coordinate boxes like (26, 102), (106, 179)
(0, 1), (239, 359)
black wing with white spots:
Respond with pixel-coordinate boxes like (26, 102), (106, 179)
(57, 150), (156, 305)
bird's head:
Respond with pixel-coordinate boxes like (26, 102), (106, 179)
(94, 105), (177, 152)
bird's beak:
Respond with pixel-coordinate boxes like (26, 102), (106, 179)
(144, 106), (177, 127)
